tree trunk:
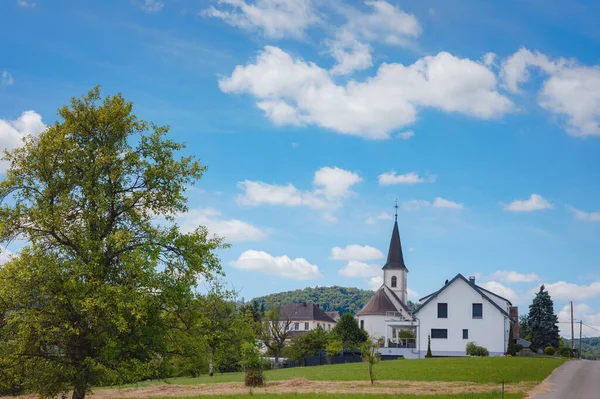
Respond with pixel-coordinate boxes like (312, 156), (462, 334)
(274, 354), (279, 370)
(369, 363), (374, 385)
(72, 381), (86, 399)
(209, 349), (215, 376)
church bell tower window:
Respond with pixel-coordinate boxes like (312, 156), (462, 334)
(391, 276), (397, 287)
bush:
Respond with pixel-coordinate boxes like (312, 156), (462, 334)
(557, 346), (572, 358)
(425, 335), (433, 358)
(544, 346), (556, 356)
(506, 342), (523, 356)
(240, 343), (266, 387)
(466, 341), (489, 357)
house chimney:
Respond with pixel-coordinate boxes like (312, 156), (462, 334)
(469, 276), (476, 285)
(509, 307), (520, 339)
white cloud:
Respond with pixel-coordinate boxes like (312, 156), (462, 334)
(237, 166), (361, 218)
(323, 212), (339, 223)
(407, 288), (419, 299)
(503, 194), (553, 212)
(501, 48), (600, 137)
(396, 130), (414, 140)
(16, 0), (36, 7)
(0, 110), (46, 172)
(567, 205), (600, 222)
(378, 171), (433, 185)
(1, 71), (14, 86)
(482, 52), (496, 67)
(556, 303), (600, 338)
(535, 281), (600, 301)
(366, 211), (393, 224)
(404, 197), (464, 210)
(140, 0), (164, 12)
(176, 208), (266, 242)
(327, 0), (421, 75)
(479, 281), (518, 302)
(219, 46), (513, 140)
(487, 270), (540, 284)
(0, 248), (13, 266)
(338, 260), (380, 277)
(203, 0), (318, 39)
(231, 249), (322, 279)
(367, 276), (383, 290)
(330, 244), (384, 261)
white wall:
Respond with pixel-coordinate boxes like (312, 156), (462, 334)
(287, 319), (335, 332)
(357, 314), (387, 339)
(416, 278), (509, 356)
(384, 269), (407, 304)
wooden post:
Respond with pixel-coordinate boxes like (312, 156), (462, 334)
(579, 320), (583, 359)
(571, 301), (575, 357)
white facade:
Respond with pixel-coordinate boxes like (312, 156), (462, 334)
(384, 267), (408, 305)
(415, 276), (511, 357)
(287, 319), (335, 333)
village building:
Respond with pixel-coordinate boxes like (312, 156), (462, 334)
(281, 302), (337, 340)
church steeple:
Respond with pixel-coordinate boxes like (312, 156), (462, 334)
(382, 201), (408, 271)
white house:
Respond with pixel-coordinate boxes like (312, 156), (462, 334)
(414, 274), (514, 357)
(281, 302), (337, 338)
(357, 211), (517, 359)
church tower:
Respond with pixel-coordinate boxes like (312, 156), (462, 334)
(382, 204), (409, 305)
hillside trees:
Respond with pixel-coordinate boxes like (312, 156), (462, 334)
(528, 285), (560, 349)
(0, 87), (224, 399)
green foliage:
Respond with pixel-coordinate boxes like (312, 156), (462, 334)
(398, 329), (416, 340)
(360, 339), (381, 385)
(425, 335), (433, 358)
(285, 327), (329, 362)
(250, 286), (417, 315)
(259, 307), (290, 368)
(466, 342), (489, 357)
(325, 338), (343, 361)
(527, 285), (560, 350)
(563, 337), (600, 359)
(239, 343), (265, 387)
(556, 346), (573, 358)
(543, 346), (555, 356)
(331, 313), (368, 349)
(506, 323), (522, 356)
(0, 87), (224, 399)
(518, 315), (530, 340)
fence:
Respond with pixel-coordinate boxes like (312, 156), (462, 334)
(282, 350), (363, 368)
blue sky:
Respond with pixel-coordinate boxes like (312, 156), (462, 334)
(1, 0), (600, 337)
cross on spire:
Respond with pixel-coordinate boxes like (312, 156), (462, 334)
(394, 198), (399, 221)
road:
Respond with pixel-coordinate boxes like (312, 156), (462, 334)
(532, 360), (600, 399)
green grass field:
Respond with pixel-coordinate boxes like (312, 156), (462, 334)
(155, 394), (524, 399)
(117, 357), (567, 388)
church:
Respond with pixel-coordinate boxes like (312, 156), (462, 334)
(357, 209), (517, 358)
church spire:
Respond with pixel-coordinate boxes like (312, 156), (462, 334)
(382, 201), (408, 271)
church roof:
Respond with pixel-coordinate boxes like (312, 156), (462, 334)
(382, 219), (408, 271)
(280, 303), (337, 323)
(356, 287), (398, 316)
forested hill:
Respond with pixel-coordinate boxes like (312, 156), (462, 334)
(250, 286), (417, 315)
(564, 337), (600, 360)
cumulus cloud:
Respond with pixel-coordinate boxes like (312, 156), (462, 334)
(0, 248), (13, 266)
(16, 0), (36, 7)
(1, 71), (14, 86)
(139, 0), (163, 12)
(557, 303), (600, 338)
(219, 46), (513, 140)
(482, 52), (496, 67)
(487, 270), (540, 283)
(338, 260), (380, 277)
(407, 288), (419, 299)
(176, 208), (266, 242)
(478, 281), (518, 302)
(203, 0), (318, 39)
(503, 194), (553, 212)
(378, 171), (434, 185)
(237, 166), (361, 219)
(231, 249), (322, 279)
(533, 281), (600, 301)
(365, 211), (393, 225)
(330, 244), (384, 261)
(403, 197), (464, 211)
(0, 110), (46, 172)
(327, 0), (421, 75)
(396, 130), (414, 140)
(367, 276), (383, 290)
(501, 48), (600, 137)
(567, 205), (600, 222)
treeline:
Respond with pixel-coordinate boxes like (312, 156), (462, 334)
(563, 337), (600, 360)
(250, 286), (418, 315)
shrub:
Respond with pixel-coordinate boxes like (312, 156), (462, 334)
(425, 335), (433, 358)
(240, 342), (266, 387)
(506, 342), (523, 356)
(544, 346), (556, 356)
(466, 341), (489, 357)
(557, 346), (572, 358)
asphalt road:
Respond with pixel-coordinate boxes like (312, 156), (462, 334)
(533, 360), (600, 399)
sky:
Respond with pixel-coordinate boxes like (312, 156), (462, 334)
(1, 0), (600, 338)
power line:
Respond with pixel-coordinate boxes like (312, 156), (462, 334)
(582, 322), (600, 333)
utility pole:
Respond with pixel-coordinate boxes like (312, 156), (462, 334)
(579, 320), (583, 359)
(571, 301), (575, 357)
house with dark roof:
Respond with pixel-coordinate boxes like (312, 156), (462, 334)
(413, 274), (517, 357)
(356, 211), (416, 352)
(281, 302), (337, 337)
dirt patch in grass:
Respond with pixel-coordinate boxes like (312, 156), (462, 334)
(88, 380), (537, 398)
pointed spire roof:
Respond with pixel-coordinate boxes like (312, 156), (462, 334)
(382, 206), (408, 271)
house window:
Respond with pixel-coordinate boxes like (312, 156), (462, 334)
(431, 329), (448, 339)
(472, 303), (483, 319)
(391, 276), (397, 287)
(294, 322), (299, 330)
(437, 303), (448, 318)
(328, 324), (331, 331)
(463, 329), (468, 339)
(305, 322), (309, 330)
(360, 320), (364, 329)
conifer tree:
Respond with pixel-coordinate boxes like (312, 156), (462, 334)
(527, 285), (560, 349)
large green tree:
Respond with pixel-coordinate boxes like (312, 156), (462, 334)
(330, 313), (368, 349)
(527, 285), (560, 349)
(0, 87), (224, 399)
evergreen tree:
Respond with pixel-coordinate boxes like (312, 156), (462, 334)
(527, 285), (560, 349)
(425, 335), (433, 358)
(331, 313), (368, 349)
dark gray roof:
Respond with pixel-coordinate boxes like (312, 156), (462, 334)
(325, 311), (340, 321)
(382, 220), (408, 271)
(413, 274), (510, 317)
(357, 286), (406, 316)
(280, 303), (336, 323)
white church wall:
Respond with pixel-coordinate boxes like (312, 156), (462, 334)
(416, 278), (509, 356)
(357, 314), (388, 339)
